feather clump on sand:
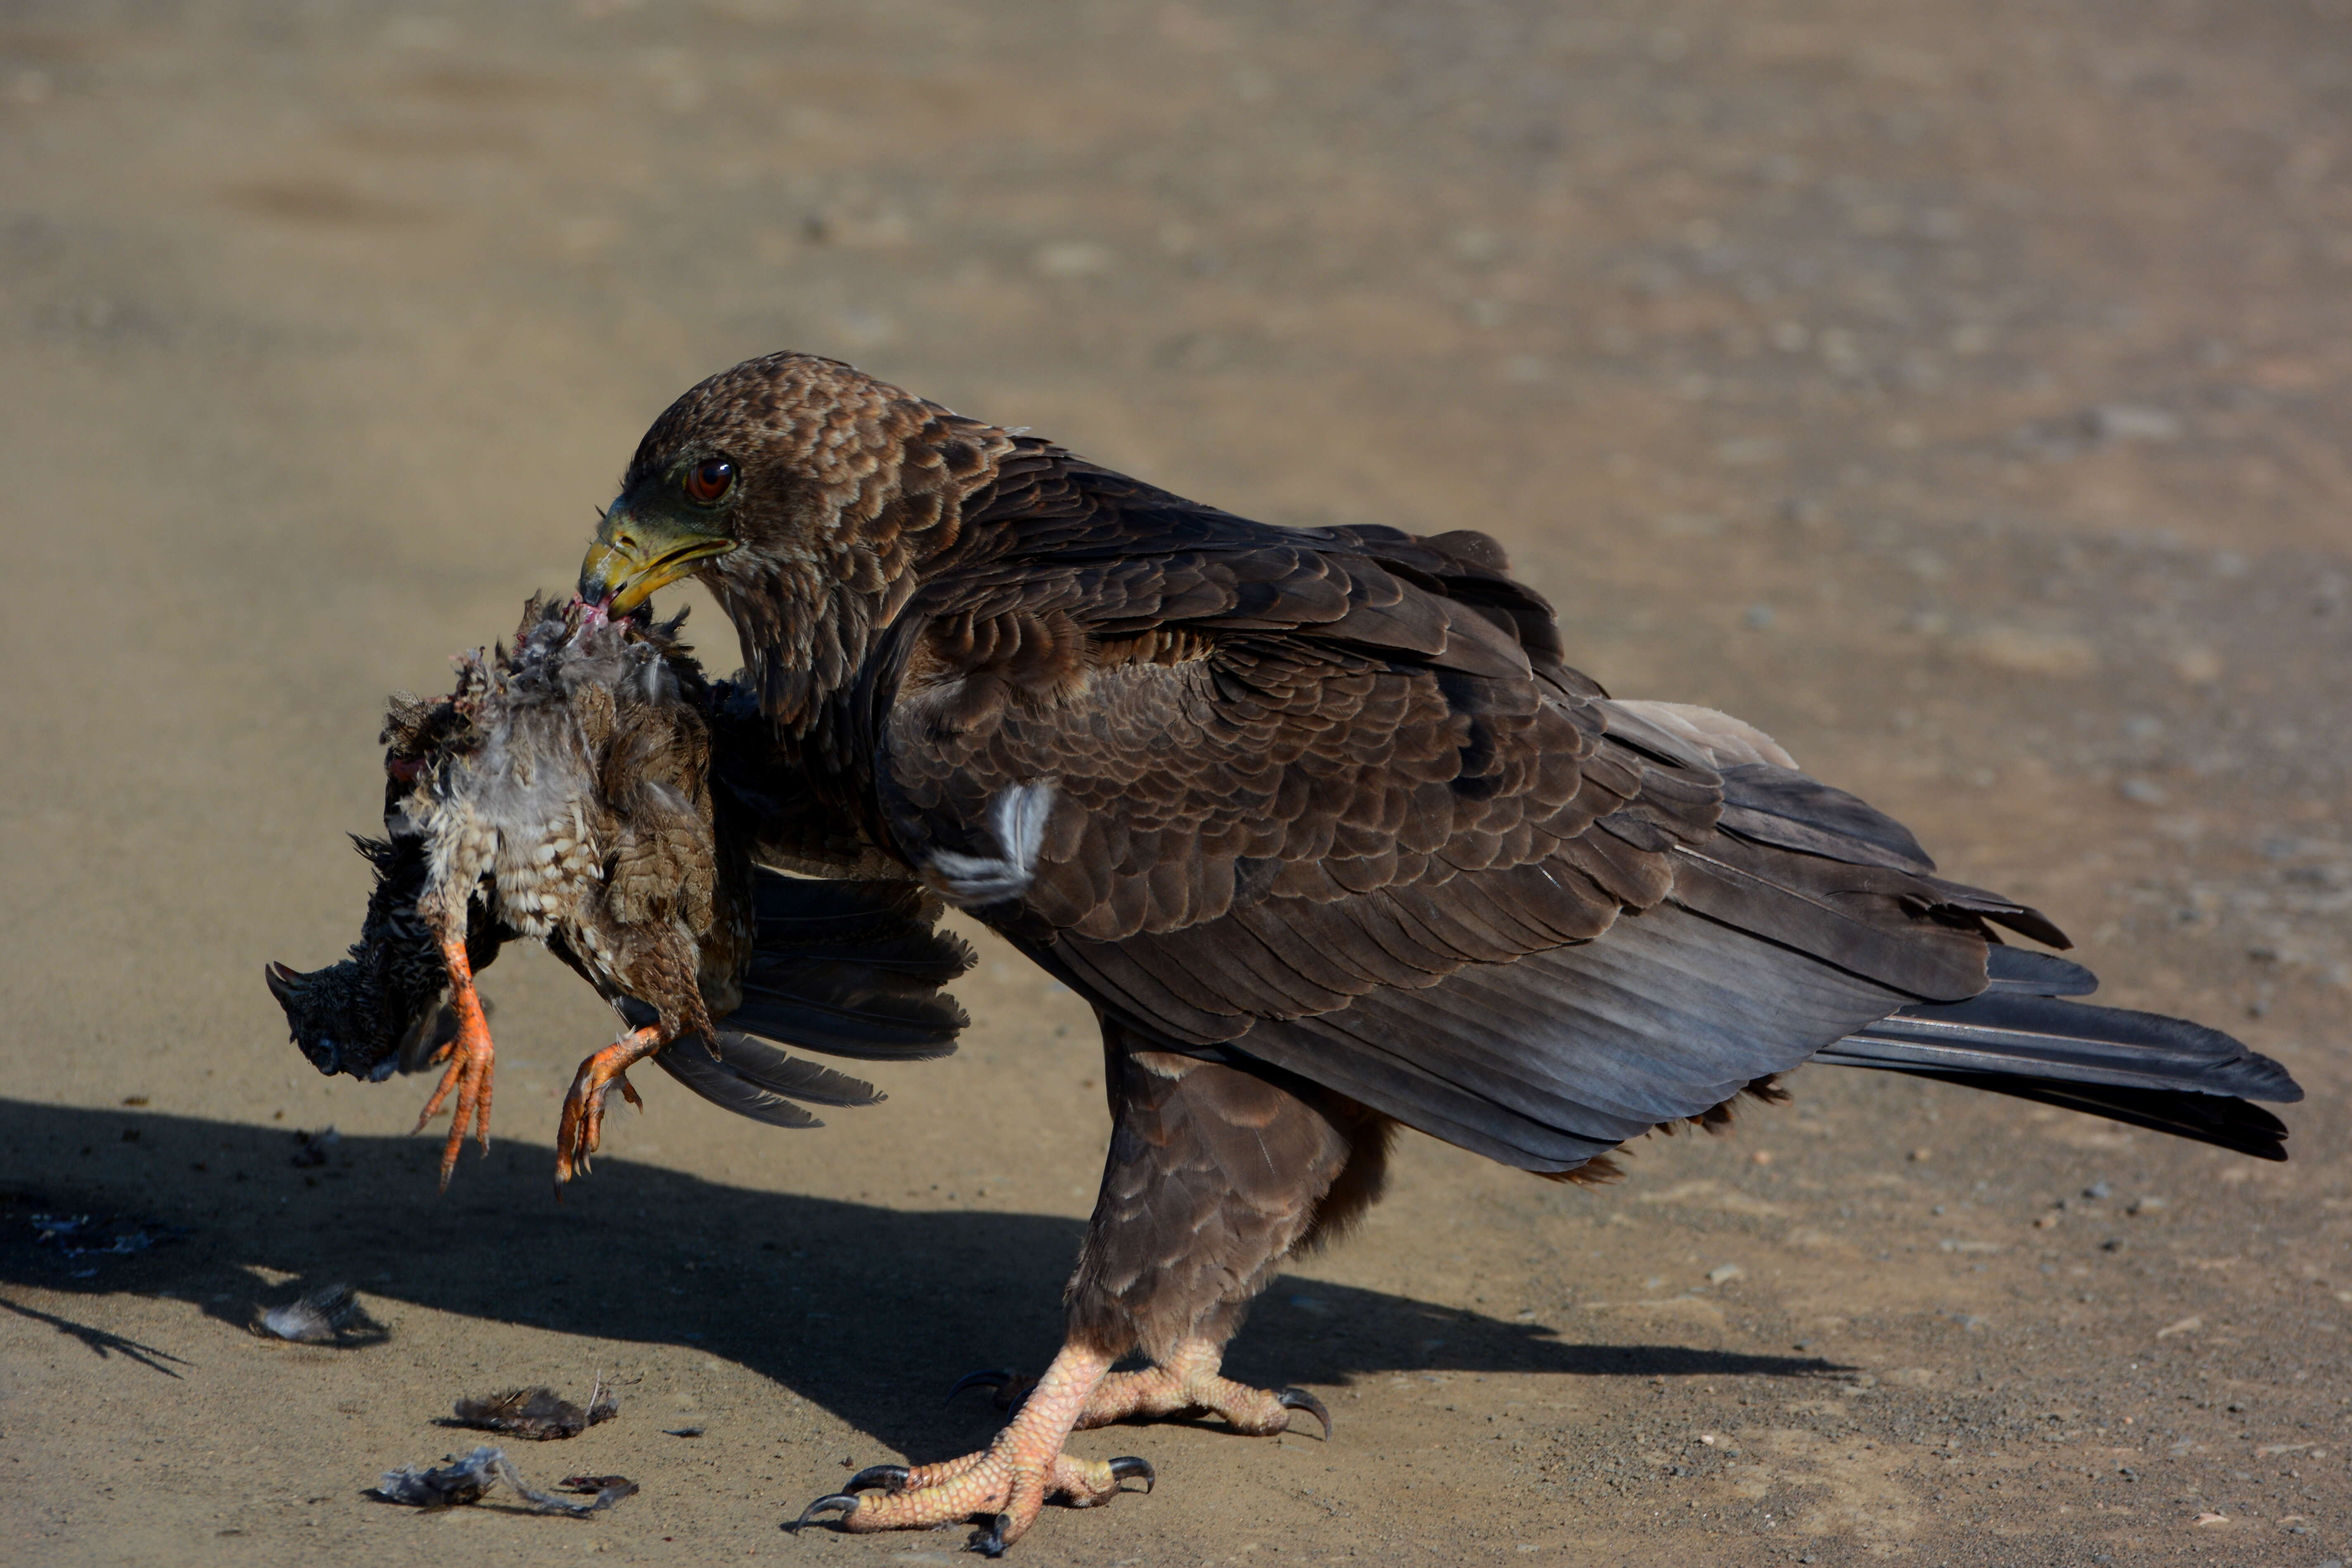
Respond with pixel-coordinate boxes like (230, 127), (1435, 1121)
(257, 1283), (383, 1346)
(375, 1445), (637, 1514)
(449, 1376), (618, 1440)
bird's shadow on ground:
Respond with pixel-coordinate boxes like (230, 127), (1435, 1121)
(0, 1098), (1842, 1453)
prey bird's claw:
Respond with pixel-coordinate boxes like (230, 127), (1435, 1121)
(790, 1493), (861, 1531)
(846, 1464), (909, 1494)
(1108, 1455), (1155, 1494)
(1276, 1387), (1332, 1440)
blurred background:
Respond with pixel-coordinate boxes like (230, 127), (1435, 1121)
(2, 3), (2347, 1564)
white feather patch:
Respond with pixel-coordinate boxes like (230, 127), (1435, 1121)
(926, 779), (1056, 908)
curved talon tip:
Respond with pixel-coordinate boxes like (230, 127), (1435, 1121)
(844, 1463), (909, 1494)
(1276, 1387), (1333, 1440)
(789, 1494), (860, 1531)
(1108, 1454), (1156, 1494)
(945, 1367), (1015, 1405)
(967, 1512), (1013, 1557)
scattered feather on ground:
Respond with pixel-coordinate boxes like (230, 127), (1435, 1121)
(256, 1283), (384, 1346)
(448, 1375), (618, 1439)
(374, 1445), (637, 1514)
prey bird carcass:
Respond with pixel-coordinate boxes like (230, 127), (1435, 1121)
(268, 597), (973, 1187)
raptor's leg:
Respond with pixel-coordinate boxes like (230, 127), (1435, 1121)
(554, 1025), (664, 1184)
(1049, 1047), (1374, 1447)
(805, 1040), (1386, 1553)
(414, 935), (496, 1192)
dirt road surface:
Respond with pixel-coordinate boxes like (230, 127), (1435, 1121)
(3, 3), (2348, 1564)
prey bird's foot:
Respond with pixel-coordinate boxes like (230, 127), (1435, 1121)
(413, 1011), (495, 1193)
(1080, 1364), (1331, 1440)
(555, 1026), (663, 1185)
(791, 1445), (1152, 1553)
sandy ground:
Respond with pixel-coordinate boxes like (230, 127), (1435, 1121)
(2, 2), (2349, 1564)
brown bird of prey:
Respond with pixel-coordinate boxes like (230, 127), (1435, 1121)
(268, 597), (973, 1187)
(574, 352), (2302, 1554)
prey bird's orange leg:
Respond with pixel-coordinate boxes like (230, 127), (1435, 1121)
(554, 1025), (665, 1186)
(414, 934), (496, 1192)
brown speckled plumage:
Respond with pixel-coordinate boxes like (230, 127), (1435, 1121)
(585, 352), (2300, 1552)
(271, 595), (973, 1188)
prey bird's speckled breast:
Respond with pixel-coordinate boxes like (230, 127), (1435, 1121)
(397, 616), (678, 973)
(431, 705), (609, 944)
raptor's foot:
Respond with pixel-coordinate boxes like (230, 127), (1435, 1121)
(555, 1026), (663, 1185)
(793, 1445), (1149, 1553)
(414, 940), (497, 1192)
(793, 1343), (1133, 1554)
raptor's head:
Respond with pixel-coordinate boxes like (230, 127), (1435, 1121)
(576, 352), (1016, 721)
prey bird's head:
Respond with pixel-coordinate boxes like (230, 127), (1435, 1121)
(578, 352), (1018, 723)
(266, 958), (409, 1083)
(266, 835), (465, 1085)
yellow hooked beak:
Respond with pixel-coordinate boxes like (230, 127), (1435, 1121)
(577, 506), (736, 615)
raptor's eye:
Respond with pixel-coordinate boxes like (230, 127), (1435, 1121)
(682, 458), (735, 506)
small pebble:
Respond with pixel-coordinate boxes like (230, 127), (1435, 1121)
(2083, 403), (2183, 443)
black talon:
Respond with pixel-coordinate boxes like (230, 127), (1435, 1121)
(845, 1464), (909, 1494)
(968, 1511), (1013, 1557)
(1108, 1455), (1156, 1494)
(946, 1368), (1014, 1404)
(789, 1493), (860, 1531)
(1275, 1387), (1332, 1440)
(947, 1367), (1034, 1413)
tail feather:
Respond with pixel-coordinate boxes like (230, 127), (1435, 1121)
(1818, 990), (2301, 1102)
(1898, 1071), (2290, 1161)
(726, 962), (970, 1060)
(1981, 945), (2096, 997)
(749, 873), (973, 976)
(1818, 962), (2302, 1159)
(723, 870), (975, 1061)
(652, 1029), (882, 1130)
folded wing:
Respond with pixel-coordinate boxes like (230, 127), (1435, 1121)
(873, 460), (2300, 1168)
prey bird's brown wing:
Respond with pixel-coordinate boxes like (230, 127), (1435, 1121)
(870, 453), (2062, 1173)
(596, 678), (719, 932)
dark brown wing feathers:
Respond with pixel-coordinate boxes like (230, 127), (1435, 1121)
(851, 439), (2296, 1174)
